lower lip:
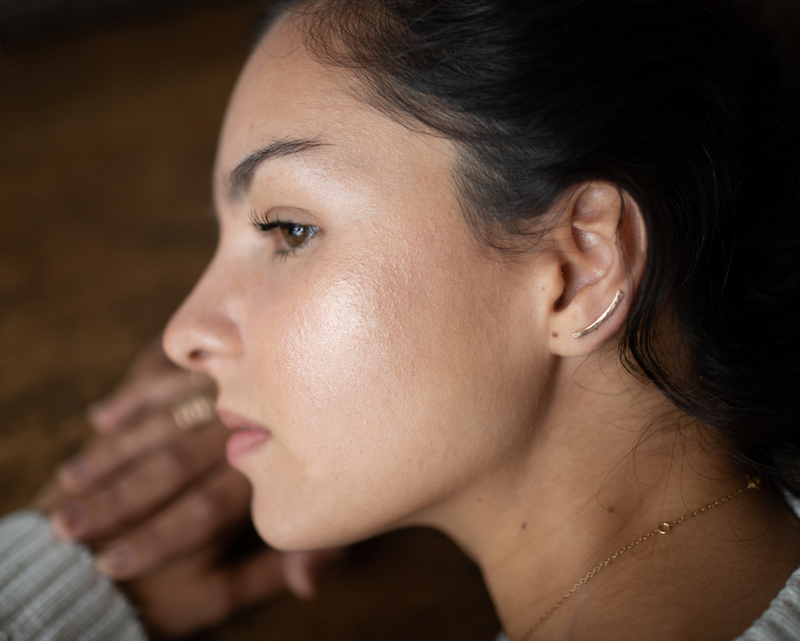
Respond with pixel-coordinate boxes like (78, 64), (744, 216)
(226, 428), (271, 463)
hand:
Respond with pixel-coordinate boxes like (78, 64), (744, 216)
(35, 338), (246, 580)
(121, 537), (342, 638)
(33, 337), (343, 635)
(33, 339), (335, 577)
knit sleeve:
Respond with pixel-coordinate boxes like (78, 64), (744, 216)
(0, 510), (147, 641)
(733, 566), (800, 641)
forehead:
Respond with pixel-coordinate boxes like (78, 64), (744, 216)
(215, 17), (452, 202)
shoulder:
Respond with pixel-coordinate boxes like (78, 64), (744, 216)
(735, 565), (800, 641)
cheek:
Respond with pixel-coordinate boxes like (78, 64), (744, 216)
(283, 244), (518, 454)
(243, 238), (540, 548)
(269, 253), (444, 475)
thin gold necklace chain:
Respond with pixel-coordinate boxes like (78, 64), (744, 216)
(518, 476), (762, 641)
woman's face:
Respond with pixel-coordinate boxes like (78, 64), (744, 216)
(164, 18), (554, 551)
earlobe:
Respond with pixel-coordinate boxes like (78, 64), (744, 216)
(545, 182), (646, 357)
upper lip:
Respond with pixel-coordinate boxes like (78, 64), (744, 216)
(216, 408), (271, 432)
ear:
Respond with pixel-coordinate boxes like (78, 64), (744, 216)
(546, 181), (647, 357)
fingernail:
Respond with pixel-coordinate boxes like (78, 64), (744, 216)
(53, 502), (84, 536)
(57, 457), (91, 490)
(97, 542), (131, 577)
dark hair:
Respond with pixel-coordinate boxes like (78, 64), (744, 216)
(262, 0), (800, 493)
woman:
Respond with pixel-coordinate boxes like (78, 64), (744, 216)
(2, 0), (800, 639)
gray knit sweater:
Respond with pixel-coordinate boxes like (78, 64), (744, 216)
(2, 510), (799, 640)
(0, 511), (145, 641)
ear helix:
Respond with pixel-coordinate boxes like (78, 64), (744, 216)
(572, 290), (625, 339)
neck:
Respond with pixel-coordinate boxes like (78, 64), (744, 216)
(419, 354), (771, 641)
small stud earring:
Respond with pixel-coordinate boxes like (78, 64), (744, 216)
(572, 290), (625, 339)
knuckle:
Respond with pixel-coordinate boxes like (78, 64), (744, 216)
(91, 439), (121, 467)
(105, 476), (152, 524)
(134, 525), (169, 562)
(116, 430), (142, 458)
(86, 487), (123, 530)
(105, 482), (132, 518)
(99, 436), (134, 470)
(160, 442), (196, 482)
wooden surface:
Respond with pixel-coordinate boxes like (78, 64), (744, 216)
(0, 4), (499, 639)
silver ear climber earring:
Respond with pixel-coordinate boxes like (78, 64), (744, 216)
(572, 290), (625, 339)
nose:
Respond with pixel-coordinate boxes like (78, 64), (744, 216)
(163, 255), (243, 375)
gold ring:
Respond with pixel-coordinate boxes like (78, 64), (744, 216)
(171, 391), (216, 431)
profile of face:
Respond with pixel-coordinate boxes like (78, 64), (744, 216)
(164, 16), (561, 552)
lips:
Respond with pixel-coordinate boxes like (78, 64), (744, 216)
(217, 409), (272, 463)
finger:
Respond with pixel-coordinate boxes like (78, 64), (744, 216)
(223, 547), (292, 611)
(30, 480), (69, 512)
(89, 371), (207, 434)
(95, 467), (251, 579)
(282, 548), (344, 599)
(183, 549), (288, 634)
(126, 547), (288, 638)
(88, 337), (175, 431)
(58, 411), (224, 492)
(51, 425), (229, 540)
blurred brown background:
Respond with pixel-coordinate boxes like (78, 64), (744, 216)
(1, 0), (798, 639)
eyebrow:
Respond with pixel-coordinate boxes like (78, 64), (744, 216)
(227, 137), (323, 200)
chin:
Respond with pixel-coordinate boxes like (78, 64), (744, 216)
(250, 495), (343, 552)
(251, 507), (303, 551)
(250, 489), (400, 553)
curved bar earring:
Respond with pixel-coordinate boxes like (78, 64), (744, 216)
(572, 290), (625, 339)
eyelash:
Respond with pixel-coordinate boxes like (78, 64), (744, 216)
(249, 210), (320, 259)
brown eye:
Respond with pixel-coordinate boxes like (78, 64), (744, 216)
(249, 212), (318, 253)
(280, 224), (312, 248)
